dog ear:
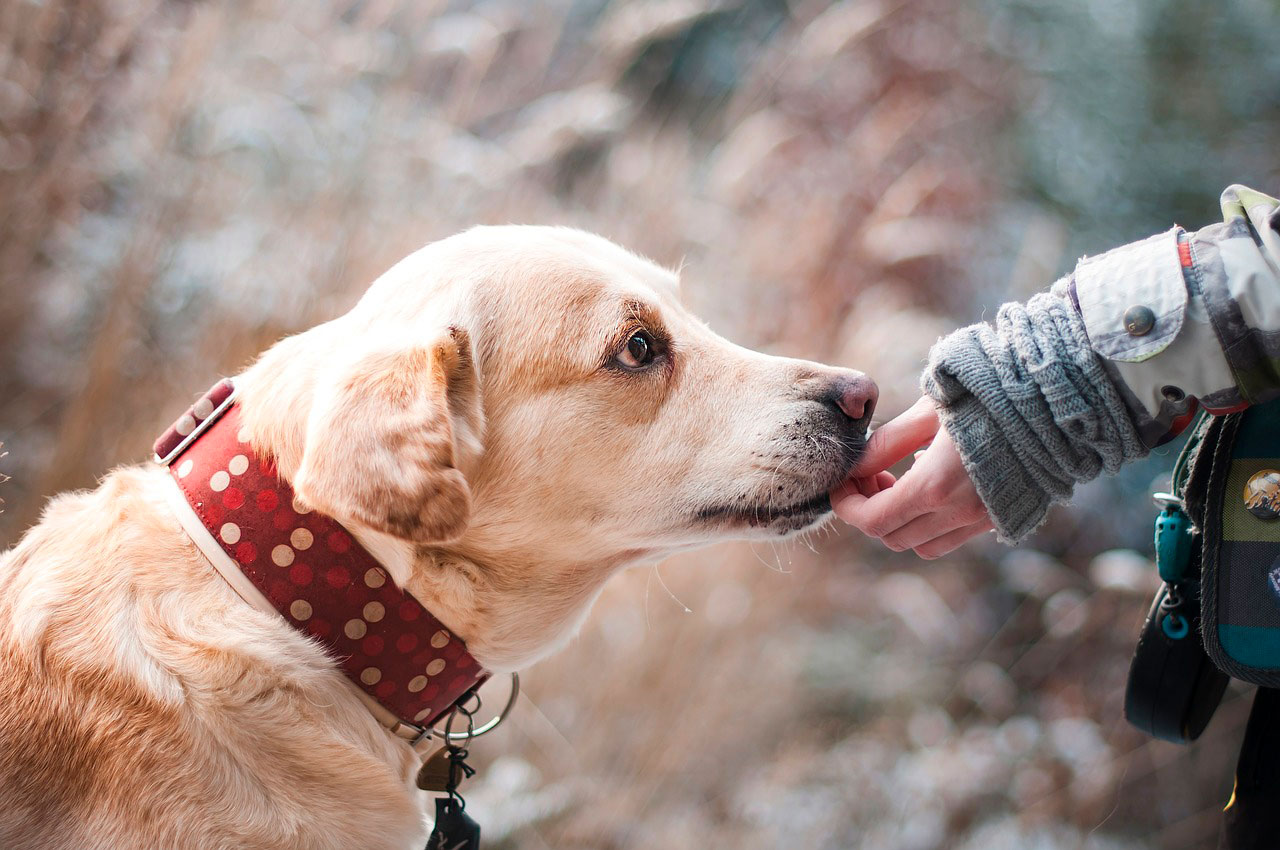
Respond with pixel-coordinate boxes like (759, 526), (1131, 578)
(292, 327), (482, 544)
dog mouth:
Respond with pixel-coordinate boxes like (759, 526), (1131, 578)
(694, 490), (833, 532)
(691, 427), (864, 535)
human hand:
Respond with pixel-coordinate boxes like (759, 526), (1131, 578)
(831, 396), (993, 559)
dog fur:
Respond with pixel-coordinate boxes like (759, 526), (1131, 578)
(0, 227), (874, 849)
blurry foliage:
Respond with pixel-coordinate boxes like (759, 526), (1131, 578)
(986, 0), (1280, 253)
(0, 0), (1277, 848)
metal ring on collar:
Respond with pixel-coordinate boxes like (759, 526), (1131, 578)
(432, 673), (519, 742)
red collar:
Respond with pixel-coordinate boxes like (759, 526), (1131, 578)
(154, 380), (487, 742)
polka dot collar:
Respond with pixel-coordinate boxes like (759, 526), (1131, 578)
(155, 380), (487, 743)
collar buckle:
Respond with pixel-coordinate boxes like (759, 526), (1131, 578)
(153, 379), (238, 466)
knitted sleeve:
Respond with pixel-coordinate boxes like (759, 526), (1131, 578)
(920, 280), (1150, 542)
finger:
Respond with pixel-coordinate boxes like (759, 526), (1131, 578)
(853, 396), (940, 476)
(860, 471), (897, 496)
(913, 518), (995, 560)
(834, 470), (897, 501)
(880, 510), (967, 552)
(832, 475), (930, 538)
(831, 489), (868, 521)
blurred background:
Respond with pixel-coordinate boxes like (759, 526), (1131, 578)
(2, 0), (1279, 847)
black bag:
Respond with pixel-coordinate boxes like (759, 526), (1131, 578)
(1123, 557), (1228, 742)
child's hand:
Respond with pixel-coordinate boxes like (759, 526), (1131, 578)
(831, 396), (992, 559)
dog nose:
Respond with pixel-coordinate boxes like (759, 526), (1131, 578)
(823, 373), (878, 429)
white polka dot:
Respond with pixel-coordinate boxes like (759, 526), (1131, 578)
(209, 470), (230, 492)
(290, 599), (312, 621)
(408, 675), (428, 693)
(360, 667), (382, 685)
(426, 658), (446, 676)
(290, 528), (314, 550)
(219, 522), (241, 544)
(236, 427), (251, 444)
(271, 545), (295, 567)
(364, 568), (386, 589)
(363, 601), (385, 623)
(344, 618), (367, 639)
(430, 630), (450, 649)
(414, 708), (432, 723)
(192, 398), (214, 419)
(228, 454), (249, 476)
(176, 459), (194, 479)
(175, 414), (196, 437)
(292, 497), (312, 515)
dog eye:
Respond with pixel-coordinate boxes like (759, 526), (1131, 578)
(616, 330), (657, 370)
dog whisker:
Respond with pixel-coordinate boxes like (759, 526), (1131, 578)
(748, 542), (789, 574)
(651, 563), (691, 614)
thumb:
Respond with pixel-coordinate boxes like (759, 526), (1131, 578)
(853, 395), (940, 476)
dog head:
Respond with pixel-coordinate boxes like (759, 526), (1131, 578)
(239, 226), (875, 667)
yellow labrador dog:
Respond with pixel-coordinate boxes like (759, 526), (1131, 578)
(0, 226), (875, 849)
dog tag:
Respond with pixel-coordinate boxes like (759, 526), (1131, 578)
(426, 796), (480, 850)
(416, 747), (454, 792)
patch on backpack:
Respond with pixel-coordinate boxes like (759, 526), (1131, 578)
(1245, 469), (1280, 520)
(1268, 561), (1280, 600)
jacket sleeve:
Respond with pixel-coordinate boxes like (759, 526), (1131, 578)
(921, 184), (1280, 542)
(1073, 184), (1280, 446)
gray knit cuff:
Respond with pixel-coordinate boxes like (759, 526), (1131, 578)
(922, 283), (1149, 543)
(930, 387), (1053, 542)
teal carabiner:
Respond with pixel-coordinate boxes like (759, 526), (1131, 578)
(1153, 501), (1195, 584)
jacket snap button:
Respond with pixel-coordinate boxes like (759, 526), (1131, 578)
(1123, 305), (1156, 336)
(1245, 469), (1280, 520)
(1161, 385), (1185, 402)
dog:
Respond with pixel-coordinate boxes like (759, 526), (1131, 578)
(0, 226), (876, 849)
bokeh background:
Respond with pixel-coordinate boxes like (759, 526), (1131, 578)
(3, 1), (1279, 847)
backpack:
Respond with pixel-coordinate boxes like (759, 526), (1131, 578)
(1125, 398), (1280, 741)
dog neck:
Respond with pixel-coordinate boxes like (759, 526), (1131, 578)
(343, 533), (627, 673)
